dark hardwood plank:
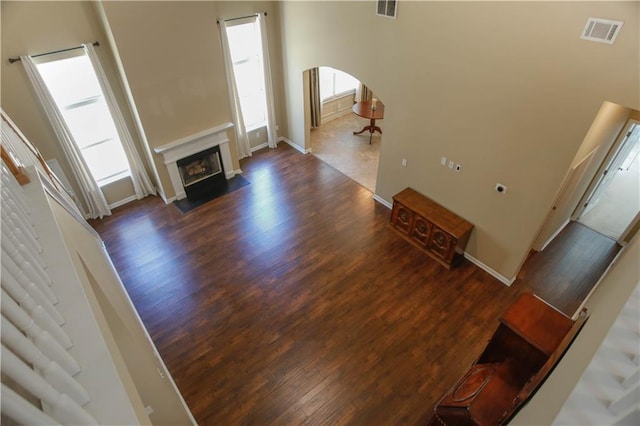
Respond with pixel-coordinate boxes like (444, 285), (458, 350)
(90, 144), (617, 425)
(517, 221), (621, 316)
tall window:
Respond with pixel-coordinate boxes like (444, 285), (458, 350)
(319, 67), (359, 101)
(226, 20), (268, 131)
(36, 54), (130, 186)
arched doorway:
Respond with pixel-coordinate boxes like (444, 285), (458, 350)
(304, 66), (383, 193)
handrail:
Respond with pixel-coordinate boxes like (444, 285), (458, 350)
(1, 110), (61, 191)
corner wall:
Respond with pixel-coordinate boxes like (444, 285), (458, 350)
(99, 1), (286, 200)
(0, 1), (150, 210)
(278, 1), (640, 280)
(531, 102), (637, 251)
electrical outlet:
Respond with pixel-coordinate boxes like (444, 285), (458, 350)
(441, 157), (447, 166)
(402, 158), (407, 167)
(448, 160), (454, 169)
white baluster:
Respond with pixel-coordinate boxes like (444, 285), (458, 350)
(622, 369), (639, 389)
(1, 166), (31, 210)
(1, 383), (60, 426)
(2, 226), (53, 291)
(614, 407), (640, 426)
(609, 382), (640, 416)
(2, 204), (45, 258)
(1, 185), (33, 225)
(2, 233), (53, 298)
(2, 317), (90, 406)
(1, 163), (23, 191)
(2, 196), (40, 243)
(3, 195), (39, 237)
(2, 266), (72, 348)
(1, 292), (80, 375)
(2, 209), (43, 259)
(1, 346), (97, 425)
(2, 247), (61, 320)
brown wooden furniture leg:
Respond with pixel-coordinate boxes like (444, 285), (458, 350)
(354, 118), (383, 143)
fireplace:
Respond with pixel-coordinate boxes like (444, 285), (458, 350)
(177, 146), (224, 200)
(154, 122), (236, 202)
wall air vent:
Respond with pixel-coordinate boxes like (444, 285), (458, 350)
(581, 17), (623, 44)
(376, 0), (397, 19)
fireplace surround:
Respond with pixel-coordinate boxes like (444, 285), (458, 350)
(154, 122), (235, 201)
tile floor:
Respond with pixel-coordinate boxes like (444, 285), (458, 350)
(310, 113), (381, 193)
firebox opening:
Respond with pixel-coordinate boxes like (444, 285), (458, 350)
(176, 146), (226, 201)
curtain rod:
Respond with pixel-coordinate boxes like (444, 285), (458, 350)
(8, 41), (99, 64)
(217, 12), (266, 24)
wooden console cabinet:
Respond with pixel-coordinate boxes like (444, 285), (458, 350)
(390, 188), (473, 269)
(429, 294), (589, 425)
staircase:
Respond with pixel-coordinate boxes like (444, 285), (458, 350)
(553, 283), (640, 425)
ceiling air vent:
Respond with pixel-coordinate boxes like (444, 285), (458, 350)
(581, 17), (624, 44)
(377, 0), (397, 19)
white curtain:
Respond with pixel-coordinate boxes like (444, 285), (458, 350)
(257, 14), (278, 149)
(219, 20), (252, 159)
(83, 44), (156, 199)
(21, 55), (111, 219)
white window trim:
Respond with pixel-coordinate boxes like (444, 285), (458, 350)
(321, 88), (356, 104)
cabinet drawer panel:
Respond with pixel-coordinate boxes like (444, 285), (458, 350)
(391, 202), (414, 234)
(428, 227), (456, 261)
(391, 188), (473, 269)
(410, 215), (432, 248)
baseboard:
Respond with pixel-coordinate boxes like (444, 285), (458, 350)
(278, 136), (310, 154)
(157, 186), (175, 204)
(251, 142), (268, 153)
(108, 195), (137, 210)
(464, 253), (516, 286)
(374, 193), (512, 286)
(373, 194), (392, 209)
(321, 108), (353, 124)
(538, 218), (571, 252)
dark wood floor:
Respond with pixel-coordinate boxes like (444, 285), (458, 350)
(517, 221), (620, 316)
(91, 143), (620, 425)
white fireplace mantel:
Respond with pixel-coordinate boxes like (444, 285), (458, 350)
(154, 122), (235, 200)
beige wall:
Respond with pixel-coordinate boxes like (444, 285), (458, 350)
(99, 1), (286, 200)
(279, 1), (640, 280)
(248, 126), (268, 149)
(532, 102), (638, 250)
(0, 1), (151, 210)
(2, 1), (287, 204)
